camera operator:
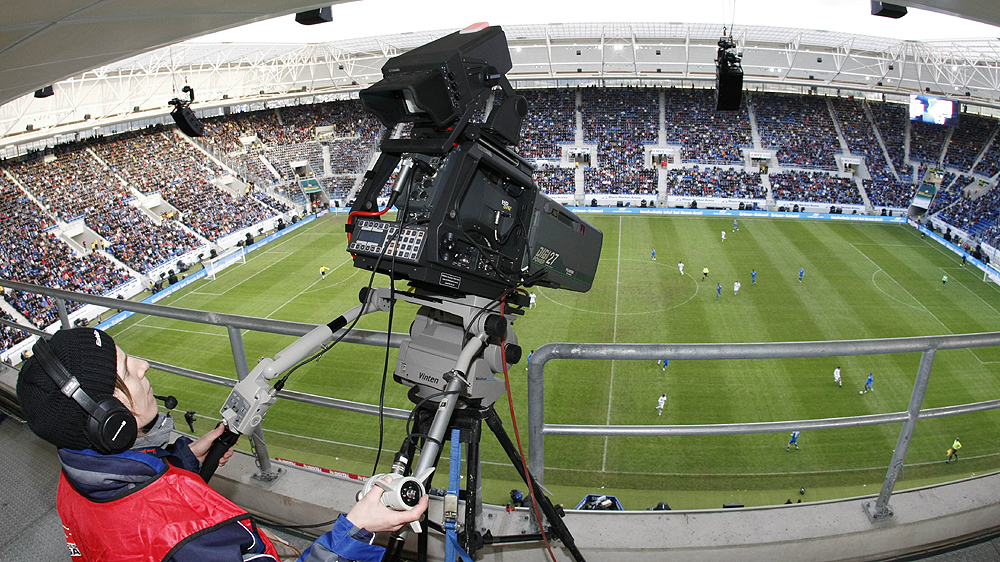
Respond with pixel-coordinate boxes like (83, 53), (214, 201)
(17, 328), (426, 562)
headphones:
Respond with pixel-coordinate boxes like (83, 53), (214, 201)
(32, 337), (137, 455)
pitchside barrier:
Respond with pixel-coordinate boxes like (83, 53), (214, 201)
(571, 206), (908, 223)
(910, 220), (997, 283)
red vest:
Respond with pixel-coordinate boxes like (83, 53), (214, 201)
(57, 463), (279, 562)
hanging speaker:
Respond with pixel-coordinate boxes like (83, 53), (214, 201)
(295, 7), (332, 25)
(871, 1), (907, 18)
(715, 71), (743, 111)
(171, 106), (205, 137)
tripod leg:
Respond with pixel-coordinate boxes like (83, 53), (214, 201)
(484, 407), (586, 562)
(462, 419), (483, 556)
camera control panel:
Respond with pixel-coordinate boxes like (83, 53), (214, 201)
(349, 218), (427, 262)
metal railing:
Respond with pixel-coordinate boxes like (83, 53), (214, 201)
(0, 278), (411, 476)
(5, 277), (1000, 520)
(526, 335), (1000, 520)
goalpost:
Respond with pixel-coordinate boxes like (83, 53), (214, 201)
(984, 264), (1000, 290)
(204, 246), (246, 280)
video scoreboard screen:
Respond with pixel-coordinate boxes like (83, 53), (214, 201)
(911, 182), (938, 209)
(909, 94), (959, 126)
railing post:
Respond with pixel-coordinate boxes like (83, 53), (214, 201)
(55, 298), (70, 330)
(527, 346), (547, 487)
(227, 325), (280, 481)
(865, 349), (935, 521)
(228, 325), (250, 380)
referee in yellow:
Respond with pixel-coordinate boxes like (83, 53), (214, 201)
(947, 437), (961, 463)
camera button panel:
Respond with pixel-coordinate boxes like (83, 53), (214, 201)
(350, 219), (426, 262)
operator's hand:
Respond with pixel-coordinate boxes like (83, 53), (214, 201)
(189, 423), (236, 466)
(346, 476), (429, 533)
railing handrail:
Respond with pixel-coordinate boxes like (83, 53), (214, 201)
(143, 359), (412, 420)
(0, 277), (407, 346)
(543, 398), (1000, 436)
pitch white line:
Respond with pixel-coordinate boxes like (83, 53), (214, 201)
(183, 414), (383, 452)
(538, 259), (699, 315)
(300, 258), (360, 294)
(902, 225), (1000, 297)
(125, 323), (228, 338)
(869, 270), (925, 311)
(853, 237), (996, 365)
(941, 267), (1000, 318)
(543, 451), (1000, 478)
(601, 217), (622, 474)
(256, 256), (356, 324)
(851, 243), (937, 318)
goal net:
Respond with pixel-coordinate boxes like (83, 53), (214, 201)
(205, 246), (246, 280)
(984, 265), (1000, 289)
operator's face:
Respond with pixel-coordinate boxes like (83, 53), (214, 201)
(113, 346), (157, 427)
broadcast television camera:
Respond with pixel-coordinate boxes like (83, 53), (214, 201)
(214, 27), (596, 558)
(347, 23), (602, 300)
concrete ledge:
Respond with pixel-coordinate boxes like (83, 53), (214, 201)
(211, 448), (1000, 562)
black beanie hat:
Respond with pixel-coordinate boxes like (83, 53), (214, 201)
(17, 328), (120, 450)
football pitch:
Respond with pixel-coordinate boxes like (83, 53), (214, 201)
(107, 212), (1000, 510)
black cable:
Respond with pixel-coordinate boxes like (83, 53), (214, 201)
(465, 269), (543, 333)
(402, 389), (455, 452)
(371, 163), (414, 475)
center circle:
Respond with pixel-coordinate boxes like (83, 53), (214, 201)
(537, 259), (700, 315)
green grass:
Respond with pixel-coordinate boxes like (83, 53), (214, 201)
(107, 213), (1000, 510)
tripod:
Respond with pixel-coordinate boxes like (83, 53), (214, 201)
(384, 396), (585, 562)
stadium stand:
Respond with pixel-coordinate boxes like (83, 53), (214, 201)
(7, 136), (204, 273)
(864, 177), (914, 209)
(533, 165), (575, 195)
(251, 190), (292, 213)
(518, 88), (575, 160)
(769, 170), (861, 204)
(937, 183), (1000, 237)
(972, 133), (1000, 178)
(943, 114), (996, 172)
(0, 308), (29, 350)
(752, 92), (840, 170)
(320, 176), (356, 200)
(91, 129), (273, 240)
(909, 120), (949, 165)
(928, 173), (969, 215)
(869, 101), (912, 180)
(666, 167), (765, 199)
(582, 87), (658, 194)
(663, 88), (751, 164)
(830, 98), (893, 178)
(0, 169), (130, 328)
(4, 90), (1000, 343)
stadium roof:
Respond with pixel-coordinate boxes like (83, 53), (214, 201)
(2, 0), (1000, 148)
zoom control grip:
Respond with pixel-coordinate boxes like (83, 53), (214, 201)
(199, 425), (240, 483)
(358, 467), (435, 532)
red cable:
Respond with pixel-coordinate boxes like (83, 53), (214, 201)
(346, 204), (393, 257)
(500, 296), (558, 562)
(347, 205), (392, 242)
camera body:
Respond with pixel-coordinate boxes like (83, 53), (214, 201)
(349, 24), (602, 300)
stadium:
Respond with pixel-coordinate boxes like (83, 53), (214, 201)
(1, 1), (1000, 560)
